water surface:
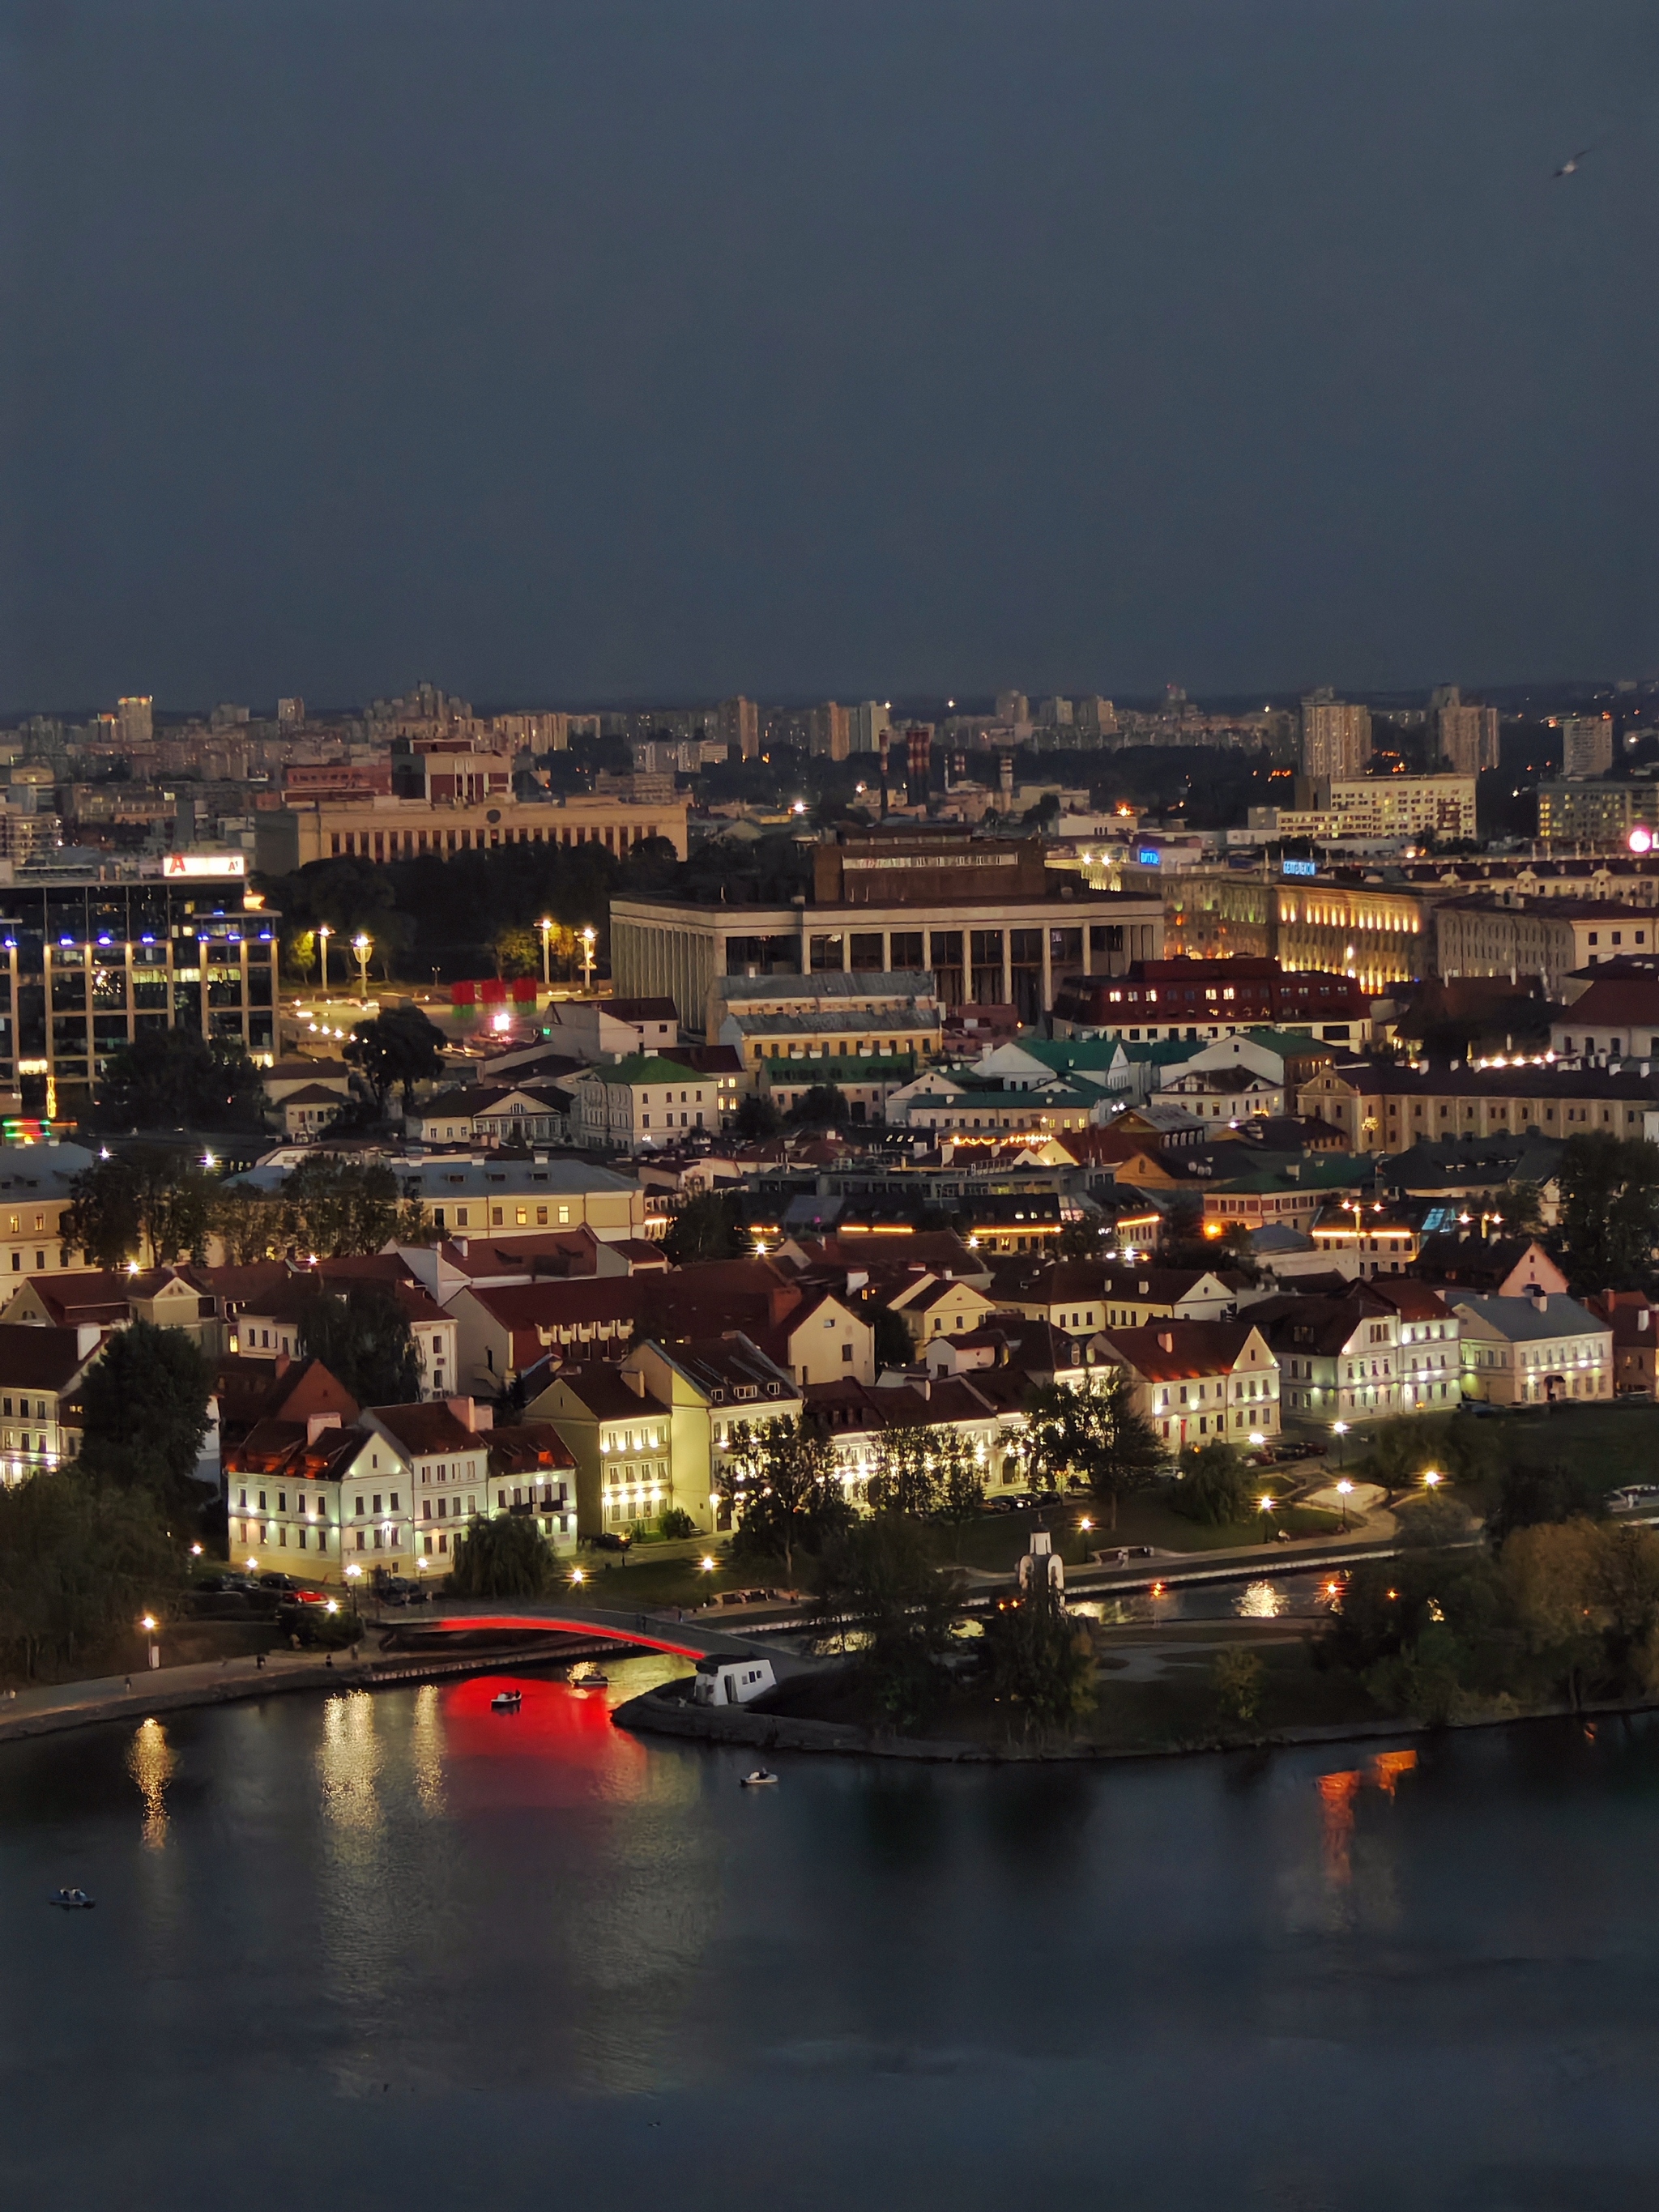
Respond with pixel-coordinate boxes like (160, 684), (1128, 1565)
(4, 1659), (1657, 2211)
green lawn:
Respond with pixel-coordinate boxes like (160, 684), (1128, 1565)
(1482, 1400), (1659, 1491)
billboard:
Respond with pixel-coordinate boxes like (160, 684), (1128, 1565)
(1135, 845), (1162, 868)
(164, 853), (247, 879)
(1282, 858), (1318, 879)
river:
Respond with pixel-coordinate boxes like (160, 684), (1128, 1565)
(5, 1657), (1659, 2211)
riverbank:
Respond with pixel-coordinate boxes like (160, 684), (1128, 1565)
(616, 1673), (1659, 1766)
(0, 1634), (625, 1747)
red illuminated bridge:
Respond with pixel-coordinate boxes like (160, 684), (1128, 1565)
(391, 1598), (814, 1675)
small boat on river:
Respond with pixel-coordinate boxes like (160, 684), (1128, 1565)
(490, 1690), (522, 1713)
(49, 1888), (96, 1909)
(740, 1769), (778, 1789)
(569, 1665), (608, 1690)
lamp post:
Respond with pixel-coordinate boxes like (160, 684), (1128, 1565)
(317, 924), (331, 994)
(579, 927), (596, 991)
(1332, 1419), (1349, 1466)
(352, 932), (372, 997)
(1337, 1477), (1354, 1532)
(139, 1613), (160, 1670)
(538, 917), (553, 988)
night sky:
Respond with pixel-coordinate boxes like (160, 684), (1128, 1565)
(2, 1), (1653, 710)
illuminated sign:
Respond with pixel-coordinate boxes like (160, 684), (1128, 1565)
(1282, 858), (1318, 879)
(164, 853), (246, 879)
(1135, 845), (1162, 868)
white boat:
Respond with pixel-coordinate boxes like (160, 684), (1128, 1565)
(569, 1666), (608, 1690)
(49, 1888), (96, 1909)
(740, 1769), (778, 1788)
(490, 1690), (522, 1712)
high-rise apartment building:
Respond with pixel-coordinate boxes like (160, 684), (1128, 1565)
(117, 696), (153, 747)
(276, 697), (306, 730)
(849, 701), (892, 756)
(1036, 697), (1073, 728)
(1436, 695), (1500, 777)
(1076, 696), (1116, 737)
(808, 701), (851, 761)
(1559, 715), (1614, 781)
(995, 690), (1030, 727)
(717, 696), (760, 760)
(1299, 691), (1371, 782)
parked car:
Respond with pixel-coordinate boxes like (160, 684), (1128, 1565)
(375, 1576), (431, 1606)
(586, 1532), (632, 1553)
(257, 1571), (304, 1592)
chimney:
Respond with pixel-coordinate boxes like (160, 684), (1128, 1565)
(306, 1412), (342, 1444)
(75, 1322), (103, 1362)
(1158, 1330), (1174, 1353)
(1641, 1310), (1652, 1332)
(274, 1349), (290, 1380)
(446, 1393), (476, 1429)
(1531, 1288), (1548, 1314)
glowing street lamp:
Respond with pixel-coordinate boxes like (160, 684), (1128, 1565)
(352, 931), (372, 995)
(1332, 1419), (1349, 1465)
(1422, 1469), (1443, 1490)
(570, 1566), (586, 1587)
(317, 923), (331, 993)
(538, 916), (553, 987)
(1337, 1477), (1354, 1532)
(139, 1613), (160, 1670)
(579, 926), (597, 991)
(699, 1555), (717, 1574)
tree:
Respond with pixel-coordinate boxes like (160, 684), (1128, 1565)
(872, 1306), (915, 1373)
(277, 1156), (433, 1257)
(0, 1472), (185, 1680)
(663, 1191), (752, 1264)
(1213, 1647), (1265, 1724)
(1056, 1214), (1109, 1259)
(935, 1434), (986, 1558)
(980, 1577), (1096, 1738)
(1171, 1439), (1253, 1526)
(66, 1149), (220, 1270)
(1486, 1459), (1603, 1545)
(734, 1093), (782, 1140)
(724, 1417), (851, 1577)
(865, 1425), (940, 1519)
(1502, 1519), (1659, 1701)
(1555, 1131), (1659, 1293)
(492, 925), (542, 981)
(213, 1183), (284, 1264)
(811, 1516), (963, 1733)
(787, 1084), (849, 1130)
(77, 1321), (214, 1515)
(1025, 1372), (1166, 1530)
(343, 1004), (447, 1114)
(1503, 1180), (1548, 1240)
(298, 1285), (420, 1407)
(448, 1511), (554, 1598)
(97, 1029), (266, 1132)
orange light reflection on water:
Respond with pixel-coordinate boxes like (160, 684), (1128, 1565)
(1316, 1748), (1419, 1886)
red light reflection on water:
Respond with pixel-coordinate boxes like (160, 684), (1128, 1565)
(438, 1674), (648, 1807)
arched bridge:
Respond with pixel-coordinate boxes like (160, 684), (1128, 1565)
(389, 1598), (814, 1674)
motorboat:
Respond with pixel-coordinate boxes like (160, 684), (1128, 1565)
(740, 1769), (778, 1788)
(49, 1888), (96, 1910)
(489, 1690), (522, 1713)
(568, 1665), (608, 1690)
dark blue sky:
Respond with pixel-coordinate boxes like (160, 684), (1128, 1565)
(2, 1), (1653, 710)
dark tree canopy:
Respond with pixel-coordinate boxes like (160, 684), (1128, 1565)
(65, 1148), (218, 1268)
(298, 1284), (421, 1408)
(276, 1156), (432, 1257)
(78, 1320), (214, 1513)
(0, 1472), (184, 1680)
(1555, 1132), (1659, 1293)
(449, 1512), (554, 1597)
(735, 1092), (782, 1140)
(663, 1191), (752, 1265)
(96, 1029), (266, 1132)
(787, 1084), (849, 1129)
(343, 1004), (448, 1112)
(1025, 1371), (1166, 1530)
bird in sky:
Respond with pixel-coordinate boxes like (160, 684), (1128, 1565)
(1553, 147), (1594, 179)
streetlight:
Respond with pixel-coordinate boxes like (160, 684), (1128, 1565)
(139, 1613), (160, 1671)
(317, 923), (331, 993)
(352, 931), (372, 996)
(579, 927), (596, 991)
(538, 916), (553, 988)
(1337, 1477), (1354, 1532)
(570, 1566), (586, 1587)
(1422, 1469), (1443, 1490)
(1332, 1420), (1349, 1465)
(699, 1554), (717, 1574)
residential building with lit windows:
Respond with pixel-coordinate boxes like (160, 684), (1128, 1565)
(1093, 1320), (1280, 1449)
(0, 857), (276, 1119)
(570, 1055), (719, 1149)
(989, 1259), (1243, 1334)
(1297, 1060), (1659, 1155)
(1367, 1280), (1462, 1410)
(224, 1415), (391, 1582)
(363, 1399), (493, 1568)
(528, 1363), (679, 1537)
(0, 1322), (104, 1481)
(256, 791), (689, 872)
(1453, 1293), (1612, 1407)
(625, 1334), (802, 1535)
(1254, 1290), (1401, 1421)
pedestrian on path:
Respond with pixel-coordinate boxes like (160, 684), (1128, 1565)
(124, 1676), (132, 1692)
